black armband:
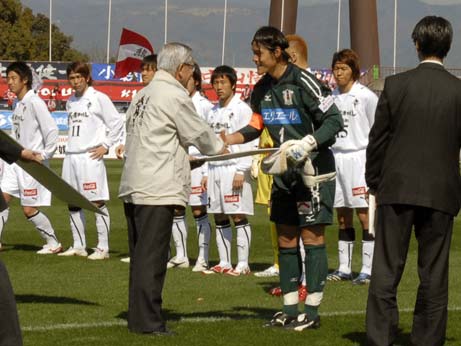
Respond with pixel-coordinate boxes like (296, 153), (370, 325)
(239, 125), (262, 143)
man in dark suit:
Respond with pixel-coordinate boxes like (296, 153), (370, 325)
(365, 16), (461, 346)
(0, 133), (42, 346)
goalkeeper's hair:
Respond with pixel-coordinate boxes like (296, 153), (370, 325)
(252, 26), (290, 62)
(157, 42), (194, 76)
(211, 65), (237, 89)
(412, 16), (452, 59)
(6, 62), (32, 90)
(331, 49), (361, 81)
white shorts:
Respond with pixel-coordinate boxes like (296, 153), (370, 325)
(188, 167), (207, 206)
(333, 150), (368, 208)
(207, 165), (254, 215)
(1, 161), (52, 206)
(62, 153), (109, 202)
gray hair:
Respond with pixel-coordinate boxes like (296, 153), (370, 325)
(157, 42), (195, 76)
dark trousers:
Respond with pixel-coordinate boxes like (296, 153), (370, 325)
(366, 204), (453, 346)
(0, 260), (22, 346)
(124, 203), (174, 333)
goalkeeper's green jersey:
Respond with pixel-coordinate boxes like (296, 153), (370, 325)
(250, 63), (343, 177)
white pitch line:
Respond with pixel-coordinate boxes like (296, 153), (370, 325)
(22, 307), (461, 332)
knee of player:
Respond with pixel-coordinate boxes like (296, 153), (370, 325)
(23, 206), (39, 218)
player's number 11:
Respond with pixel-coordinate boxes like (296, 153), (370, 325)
(71, 125), (80, 137)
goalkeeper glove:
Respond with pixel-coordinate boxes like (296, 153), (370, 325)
(281, 135), (317, 165)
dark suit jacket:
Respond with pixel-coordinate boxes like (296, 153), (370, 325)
(366, 62), (461, 216)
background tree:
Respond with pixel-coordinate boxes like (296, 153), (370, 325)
(0, 0), (88, 61)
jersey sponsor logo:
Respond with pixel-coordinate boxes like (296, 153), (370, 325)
(191, 186), (203, 194)
(83, 182), (97, 191)
(352, 186), (367, 196)
(224, 194), (240, 203)
(282, 89), (294, 106)
(297, 201), (312, 215)
(264, 94), (272, 102)
(261, 108), (301, 125)
(23, 188), (38, 197)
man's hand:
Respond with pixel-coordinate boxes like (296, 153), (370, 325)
(281, 135), (317, 165)
(89, 145), (108, 160)
(115, 144), (125, 160)
(20, 149), (42, 163)
(232, 172), (245, 191)
(250, 156), (259, 179)
(201, 176), (208, 191)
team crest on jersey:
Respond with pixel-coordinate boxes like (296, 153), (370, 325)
(282, 89), (294, 106)
(83, 182), (97, 191)
(23, 189), (38, 197)
(224, 194), (240, 203)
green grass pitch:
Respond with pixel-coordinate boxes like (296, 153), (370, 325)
(1, 159), (460, 345)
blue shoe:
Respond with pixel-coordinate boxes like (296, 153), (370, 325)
(352, 272), (371, 285)
(326, 270), (352, 281)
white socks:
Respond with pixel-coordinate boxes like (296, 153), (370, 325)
(172, 215), (188, 259)
(29, 211), (60, 247)
(95, 205), (110, 252)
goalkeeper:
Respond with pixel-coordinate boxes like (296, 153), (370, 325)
(225, 26), (342, 331)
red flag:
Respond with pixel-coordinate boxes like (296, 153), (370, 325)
(114, 28), (154, 79)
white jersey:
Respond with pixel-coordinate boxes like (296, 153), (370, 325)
(65, 86), (124, 154)
(189, 92), (214, 157)
(11, 90), (58, 159)
(331, 82), (378, 153)
(207, 94), (256, 170)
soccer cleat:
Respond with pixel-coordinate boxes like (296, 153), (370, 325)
(263, 311), (297, 328)
(326, 270), (352, 281)
(87, 248), (109, 260)
(254, 265), (279, 277)
(226, 264), (251, 277)
(57, 246), (88, 257)
(192, 257), (208, 272)
(352, 272), (371, 285)
(120, 257), (130, 263)
(269, 286), (282, 297)
(298, 284), (307, 302)
(36, 243), (63, 255)
(167, 256), (189, 269)
(209, 264), (232, 274)
(286, 313), (320, 331)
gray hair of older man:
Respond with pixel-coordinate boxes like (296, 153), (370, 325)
(157, 42), (194, 76)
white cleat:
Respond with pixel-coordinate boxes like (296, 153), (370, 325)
(167, 256), (189, 269)
(192, 257), (209, 272)
(36, 243), (63, 255)
(58, 246), (88, 257)
(88, 248), (109, 260)
(254, 265), (279, 277)
(120, 257), (130, 263)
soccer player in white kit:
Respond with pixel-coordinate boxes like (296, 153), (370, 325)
(59, 62), (124, 260)
(167, 63), (215, 272)
(327, 49), (378, 284)
(204, 65), (256, 276)
(0, 61), (61, 254)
